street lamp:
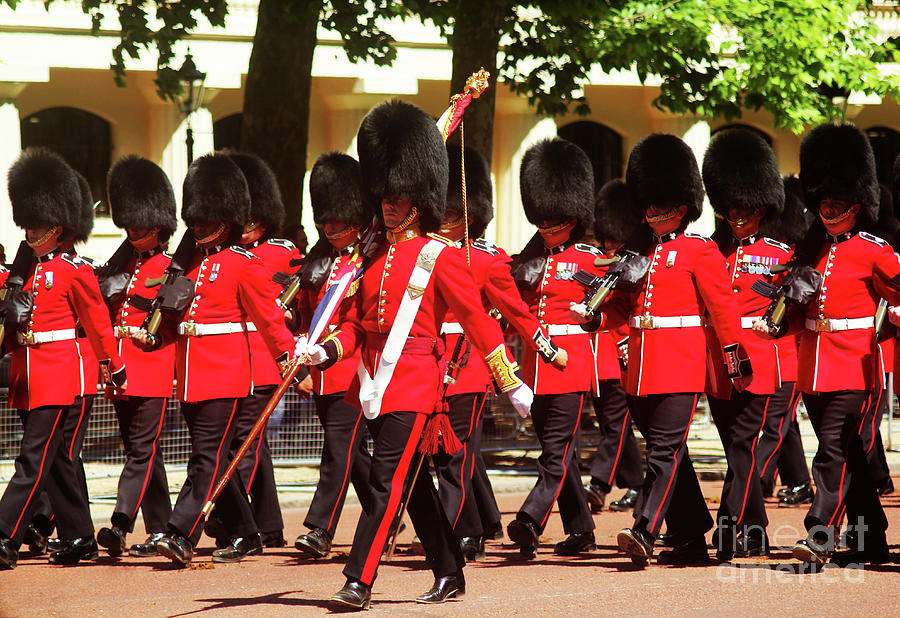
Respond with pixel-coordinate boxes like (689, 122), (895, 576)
(176, 53), (206, 165)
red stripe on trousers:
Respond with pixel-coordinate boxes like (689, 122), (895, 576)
(11, 408), (65, 538)
(650, 394), (698, 533)
(188, 399), (239, 538)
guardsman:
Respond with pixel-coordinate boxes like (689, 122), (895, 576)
(301, 100), (533, 610)
(507, 138), (600, 558)
(760, 123), (896, 566)
(587, 134), (751, 566)
(755, 176), (814, 506)
(293, 152), (373, 559)
(93, 155), (177, 558)
(203, 152), (298, 556)
(583, 179), (644, 514)
(702, 129), (789, 559)
(153, 153), (297, 568)
(434, 144), (567, 561)
(0, 149), (126, 569)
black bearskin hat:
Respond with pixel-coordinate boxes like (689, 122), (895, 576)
(108, 155), (177, 241)
(594, 179), (643, 246)
(872, 183), (899, 244)
(182, 152), (250, 244)
(760, 175), (813, 246)
(626, 133), (703, 224)
(799, 123), (878, 225)
(892, 153), (900, 218)
(72, 170), (94, 244)
(356, 99), (447, 233)
(702, 128), (784, 221)
(229, 152), (285, 238)
(9, 148), (81, 233)
(309, 152), (367, 227)
(520, 138), (594, 239)
(446, 144), (493, 238)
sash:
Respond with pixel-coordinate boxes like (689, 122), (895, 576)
(357, 239), (446, 418)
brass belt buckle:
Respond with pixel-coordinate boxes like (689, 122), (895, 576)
(183, 322), (197, 337)
(815, 318), (831, 333)
(21, 331), (36, 345)
(639, 315), (655, 330)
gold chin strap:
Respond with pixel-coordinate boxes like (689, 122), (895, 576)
(439, 214), (466, 236)
(26, 225), (60, 250)
(645, 208), (680, 224)
(387, 207), (420, 243)
(325, 225), (357, 241)
(820, 207), (855, 226)
(243, 220), (261, 234)
(538, 220), (571, 235)
(196, 222), (227, 246)
(727, 207), (763, 227)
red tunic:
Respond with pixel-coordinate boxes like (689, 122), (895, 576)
(776, 336), (799, 383)
(9, 251), (122, 410)
(706, 236), (792, 398)
(74, 257), (101, 396)
(440, 239), (549, 396)
(175, 245), (295, 403)
(589, 250), (627, 395)
(604, 232), (747, 397)
(518, 242), (604, 395)
(798, 231), (900, 393)
(332, 235), (514, 415)
(245, 239), (300, 390)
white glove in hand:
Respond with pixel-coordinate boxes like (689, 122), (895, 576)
(508, 383), (534, 418)
(569, 302), (590, 324)
(293, 335), (309, 359)
(889, 306), (900, 327)
(306, 344), (329, 365)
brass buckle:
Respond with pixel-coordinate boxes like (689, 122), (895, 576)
(20, 331), (36, 345)
(815, 318), (831, 333)
(639, 315), (655, 330)
(182, 322), (197, 337)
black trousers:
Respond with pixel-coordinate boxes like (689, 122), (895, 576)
(756, 382), (810, 488)
(864, 382), (892, 490)
(471, 446), (501, 533)
(305, 392), (373, 537)
(589, 379), (643, 492)
(343, 411), (463, 586)
(111, 396), (172, 534)
(802, 390), (887, 545)
(709, 391), (769, 529)
(434, 391), (489, 538)
(168, 398), (257, 545)
(0, 403), (94, 544)
(628, 393), (713, 539)
(518, 393), (594, 535)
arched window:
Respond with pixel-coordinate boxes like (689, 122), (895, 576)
(711, 123), (773, 146)
(214, 113), (243, 152)
(20, 107), (111, 215)
(865, 126), (900, 190)
(557, 121), (623, 192)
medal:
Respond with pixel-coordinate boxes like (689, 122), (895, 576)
(210, 263), (220, 282)
(45, 271), (53, 290)
(666, 251), (677, 267)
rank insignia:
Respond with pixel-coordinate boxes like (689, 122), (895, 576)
(210, 263), (221, 282)
(45, 271), (53, 290)
(666, 251), (677, 267)
(555, 262), (577, 280)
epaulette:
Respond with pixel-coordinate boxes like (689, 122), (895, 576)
(62, 254), (88, 268)
(267, 238), (296, 250)
(229, 246), (257, 259)
(471, 238), (499, 255)
(763, 237), (791, 252)
(859, 231), (887, 246)
(163, 251), (174, 259)
(0, 264), (8, 273)
(683, 232), (711, 242)
(427, 233), (454, 246)
(574, 243), (603, 255)
(79, 255), (99, 267)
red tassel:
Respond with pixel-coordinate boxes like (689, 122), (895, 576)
(419, 404), (463, 455)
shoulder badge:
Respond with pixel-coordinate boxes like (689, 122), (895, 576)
(763, 237), (791, 252)
(426, 233), (454, 247)
(162, 251), (174, 259)
(0, 264), (8, 273)
(229, 246), (257, 259)
(683, 232), (711, 242)
(859, 231), (887, 247)
(574, 243), (603, 255)
(267, 238), (296, 250)
(61, 253), (88, 268)
(471, 238), (499, 255)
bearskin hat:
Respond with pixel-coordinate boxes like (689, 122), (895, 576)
(872, 183), (899, 243)
(309, 152), (367, 227)
(625, 133), (703, 224)
(182, 152), (250, 244)
(799, 123), (878, 225)
(702, 128), (784, 221)
(107, 155), (177, 241)
(72, 170), (95, 244)
(594, 179), (643, 245)
(8, 148), (82, 233)
(446, 144), (493, 238)
(520, 138), (594, 238)
(356, 99), (448, 233)
(229, 152), (285, 238)
(892, 153), (900, 217)
(760, 175), (813, 245)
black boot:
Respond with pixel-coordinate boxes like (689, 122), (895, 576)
(459, 536), (486, 562)
(0, 538), (19, 570)
(657, 535), (709, 565)
(23, 523), (48, 555)
(129, 532), (166, 558)
(416, 570), (465, 604)
(791, 537), (830, 565)
(617, 528), (654, 566)
(330, 578), (372, 611)
(48, 535), (99, 565)
(554, 532), (596, 556)
(212, 534), (264, 563)
(295, 527), (332, 558)
(97, 526), (128, 557)
(156, 531), (194, 567)
(779, 482), (814, 506)
(260, 530), (286, 548)
(608, 489), (640, 512)
(507, 518), (539, 559)
(584, 482), (608, 513)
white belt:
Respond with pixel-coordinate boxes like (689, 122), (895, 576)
(178, 321), (249, 336)
(441, 322), (464, 335)
(741, 316), (762, 329)
(17, 328), (77, 346)
(114, 325), (143, 339)
(805, 317), (875, 333)
(545, 324), (585, 336)
(629, 315), (704, 330)
(244, 322), (258, 332)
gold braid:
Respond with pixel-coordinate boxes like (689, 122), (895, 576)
(461, 122), (470, 266)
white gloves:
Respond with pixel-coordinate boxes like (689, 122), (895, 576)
(293, 335), (309, 358)
(569, 302), (590, 324)
(508, 383), (534, 418)
(293, 335), (329, 365)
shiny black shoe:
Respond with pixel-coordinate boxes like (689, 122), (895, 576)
(416, 570), (465, 604)
(734, 532), (769, 558)
(831, 537), (891, 567)
(584, 482), (607, 513)
(554, 532), (596, 556)
(97, 526), (127, 557)
(507, 519), (539, 558)
(617, 528), (654, 566)
(47, 537), (67, 552)
(655, 531), (678, 548)
(714, 525), (736, 562)
(330, 578), (371, 611)
(483, 520), (503, 541)
(129, 532), (165, 557)
(791, 538), (829, 565)
(776, 485), (792, 499)
(657, 535), (709, 565)
(460, 536), (486, 562)
(212, 534), (263, 563)
(779, 482), (814, 506)
(0, 538), (19, 570)
(608, 489), (640, 512)
(295, 527), (332, 558)
(48, 535), (99, 565)
(24, 523), (48, 555)
(261, 530), (286, 548)
(156, 531), (194, 567)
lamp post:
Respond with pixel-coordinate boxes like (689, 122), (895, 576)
(176, 53), (206, 166)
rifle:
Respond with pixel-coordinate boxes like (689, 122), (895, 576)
(95, 239), (135, 309)
(573, 250), (651, 318)
(272, 256), (305, 311)
(0, 241), (35, 347)
(137, 231), (196, 341)
(750, 262), (823, 338)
